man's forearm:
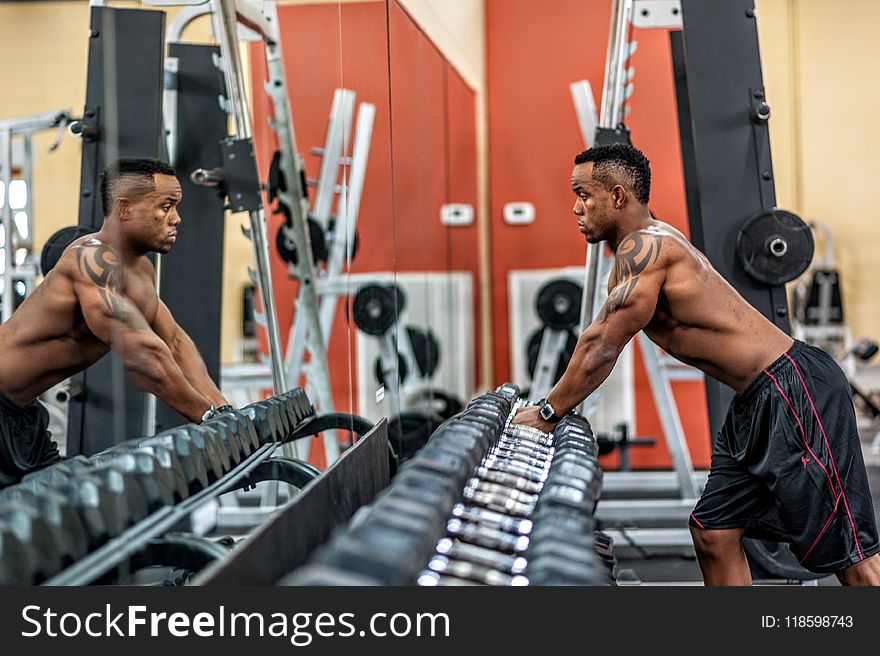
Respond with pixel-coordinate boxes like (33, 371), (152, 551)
(171, 331), (227, 408)
(545, 333), (617, 414)
(122, 338), (213, 422)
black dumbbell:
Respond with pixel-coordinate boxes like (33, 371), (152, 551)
(465, 478), (539, 506)
(199, 420), (244, 467)
(531, 507), (594, 536)
(417, 570), (486, 586)
(433, 538), (529, 575)
(472, 467), (543, 495)
(18, 475), (119, 550)
(0, 503), (67, 582)
(427, 556), (528, 586)
(387, 469), (460, 513)
(497, 435), (555, 457)
(446, 518), (530, 553)
(450, 503), (533, 535)
(527, 537), (597, 566)
(0, 518), (38, 585)
(365, 502), (447, 545)
(133, 433), (210, 495)
(488, 445), (552, 469)
(536, 482), (594, 515)
(88, 452), (176, 513)
(461, 488), (535, 517)
(105, 443), (190, 502)
(277, 562), (384, 586)
(527, 553), (602, 585)
(240, 402), (283, 444)
(371, 494), (448, 537)
(316, 528), (429, 585)
(0, 486), (89, 567)
(480, 457), (548, 484)
(403, 446), (475, 489)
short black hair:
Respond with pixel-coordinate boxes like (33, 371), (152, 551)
(100, 157), (176, 217)
(574, 143), (651, 205)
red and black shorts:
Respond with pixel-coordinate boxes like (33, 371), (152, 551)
(689, 340), (880, 573)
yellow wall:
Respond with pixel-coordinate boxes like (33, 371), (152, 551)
(0, 2), (89, 249)
(758, 0), (880, 343)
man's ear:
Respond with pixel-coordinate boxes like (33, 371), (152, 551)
(611, 185), (626, 209)
(114, 197), (130, 220)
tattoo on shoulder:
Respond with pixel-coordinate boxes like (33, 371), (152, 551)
(600, 232), (662, 322)
(75, 243), (148, 332)
(76, 243), (123, 292)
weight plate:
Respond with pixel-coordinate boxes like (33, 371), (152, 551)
(736, 208), (814, 285)
(535, 279), (583, 330)
(375, 352), (409, 387)
(353, 284), (402, 336)
(407, 326), (440, 378)
(275, 218), (328, 266)
(328, 215), (360, 262)
(743, 538), (824, 581)
(40, 225), (93, 276)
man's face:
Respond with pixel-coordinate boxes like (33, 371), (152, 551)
(123, 174), (182, 254)
(571, 162), (613, 244)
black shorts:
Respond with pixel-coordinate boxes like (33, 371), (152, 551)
(0, 392), (61, 489)
(689, 340), (880, 573)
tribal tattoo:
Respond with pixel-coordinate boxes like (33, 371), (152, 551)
(76, 244), (149, 332)
(599, 231), (662, 323)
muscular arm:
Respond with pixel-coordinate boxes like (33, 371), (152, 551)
(72, 243), (213, 423)
(515, 230), (666, 427)
(151, 300), (227, 408)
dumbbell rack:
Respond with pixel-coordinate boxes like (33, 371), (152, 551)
(284, 385), (618, 586)
(0, 389), (374, 586)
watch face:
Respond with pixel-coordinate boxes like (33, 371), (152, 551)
(539, 404), (553, 421)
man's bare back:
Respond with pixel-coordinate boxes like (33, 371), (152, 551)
(612, 222), (794, 394)
(0, 236), (157, 406)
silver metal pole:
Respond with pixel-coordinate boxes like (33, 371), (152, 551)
(1, 129), (14, 323)
(214, 0), (286, 395)
(578, 0), (633, 332)
(259, 1), (338, 461)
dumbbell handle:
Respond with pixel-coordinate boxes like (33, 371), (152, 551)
(466, 478), (539, 506)
(489, 446), (552, 469)
(463, 489), (535, 518)
(428, 557), (528, 586)
(447, 519), (530, 553)
(481, 458), (548, 483)
(497, 435), (555, 456)
(451, 504), (533, 535)
(435, 539), (528, 575)
(474, 468), (543, 495)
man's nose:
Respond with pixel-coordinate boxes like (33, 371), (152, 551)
(169, 210), (181, 226)
(573, 200), (584, 215)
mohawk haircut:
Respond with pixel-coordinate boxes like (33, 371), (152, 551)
(574, 143), (651, 205)
(100, 157), (176, 218)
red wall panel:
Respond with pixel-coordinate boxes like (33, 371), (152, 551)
(444, 66), (481, 384)
(249, 3), (393, 451)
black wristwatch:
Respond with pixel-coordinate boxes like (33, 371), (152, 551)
(537, 398), (564, 423)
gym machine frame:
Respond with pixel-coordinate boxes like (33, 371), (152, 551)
(0, 110), (71, 322)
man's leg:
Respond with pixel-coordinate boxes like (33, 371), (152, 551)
(690, 526), (752, 585)
(836, 553), (880, 586)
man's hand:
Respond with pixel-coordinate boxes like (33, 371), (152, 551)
(511, 406), (556, 433)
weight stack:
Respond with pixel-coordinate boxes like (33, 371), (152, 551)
(279, 385), (613, 586)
